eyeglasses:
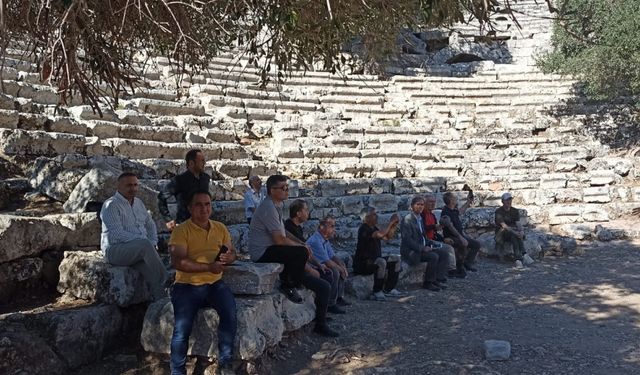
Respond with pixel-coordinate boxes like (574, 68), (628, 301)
(272, 185), (289, 192)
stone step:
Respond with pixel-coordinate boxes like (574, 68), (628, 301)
(1, 80), (60, 105)
(0, 128), (86, 156)
(141, 290), (316, 361)
(86, 120), (186, 143)
(95, 138), (250, 160)
(130, 98), (206, 116)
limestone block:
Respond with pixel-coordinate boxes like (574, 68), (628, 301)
(63, 168), (160, 221)
(0, 215), (69, 263)
(581, 205), (609, 222)
(392, 177), (446, 194)
(0, 129), (85, 156)
(222, 262), (283, 295)
(346, 275), (375, 300)
(57, 251), (152, 306)
(0, 109), (19, 128)
(30, 158), (87, 202)
(633, 188), (640, 202)
(589, 170), (619, 186)
(344, 179), (373, 195)
(142, 294), (294, 360)
(507, 175), (540, 190)
(318, 179), (348, 197)
(273, 289), (316, 332)
(462, 207), (501, 229)
(212, 200), (246, 225)
(227, 224), (249, 255)
(583, 186), (611, 203)
(369, 194), (399, 213)
(554, 158), (578, 172)
(0, 257), (43, 303)
(476, 232), (543, 259)
(555, 188), (583, 203)
(553, 224), (594, 240)
(10, 304), (125, 369)
(587, 157), (633, 176)
(594, 224), (626, 241)
(0, 321), (68, 374)
(0, 93), (14, 110)
(539, 173), (568, 189)
(340, 196), (365, 216)
(131, 98), (205, 116)
(68, 105), (119, 122)
(371, 178), (393, 194)
(399, 262), (428, 285)
(115, 109), (153, 126)
(548, 205), (583, 225)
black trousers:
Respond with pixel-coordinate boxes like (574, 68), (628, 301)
(496, 229), (525, 260)
(421, 249), (449, 283)
(354, 256), (401, 293)
(257, 245), (309, 288)
(301, 272), (331, 325)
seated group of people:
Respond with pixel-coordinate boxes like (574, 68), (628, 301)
(99, 149), (531, 375)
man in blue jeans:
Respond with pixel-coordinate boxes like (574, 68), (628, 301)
(169, 190), (237, 375)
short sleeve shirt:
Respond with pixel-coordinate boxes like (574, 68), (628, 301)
(495, 206), (520, 233)
(306, 231), (335, 263)
(355, 224), (381, 263)
(284, 219), (305, 242)
(169, 219), (231, 285)
(248, 197), (285, 261)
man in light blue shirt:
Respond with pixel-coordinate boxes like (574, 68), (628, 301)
(306, 216), (350, 314)
(101, 172), (168, 300)
(243, 176), (264, 224)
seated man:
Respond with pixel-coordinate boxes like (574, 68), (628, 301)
(168, 190), (237, 375)
(249, 175), (308, 303)
(441, 191), (482, 277)
(400, 196), (449, 291)
(101, 172), (168, 300)
(420, 193), (459, 278)
(353, 208), (402, 301)
(243, 175), (264, 224)
(158, 149), (211, 231)
(307, 216), (351, 314)
(495, 192), (534, 268)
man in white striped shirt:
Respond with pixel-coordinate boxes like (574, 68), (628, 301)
(100, 172), (168, 300)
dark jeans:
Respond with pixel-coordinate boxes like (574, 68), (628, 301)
(496, 229), (525, 260)
(257, 245), (309, 288)
(301, 272), (331, 325)
(448, 236), (481, 267)
(353, 256), (401, 293)
(170, 281), (237, 375)
(319, 267), (344, 306)
(420, 248), (449, 283)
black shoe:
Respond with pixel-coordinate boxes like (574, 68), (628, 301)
(422, 282), (441, 292)
(464, 264), (478, 272)
(336, 297), (352, 306)
(327, 305), (346, 314)
(313, 316), (334, 323)
(436, 278), (448, 283)
(433, 281), (447, 290)
(279, 286), (303, 303)
(454, 268), (467, 279)
(314, 324), (340, 337)
(216, 360), (235, 375)
(447, 270), (458, 277)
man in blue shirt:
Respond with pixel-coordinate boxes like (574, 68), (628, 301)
(101, 172), (168, 300)
(306, 216), (350, 314)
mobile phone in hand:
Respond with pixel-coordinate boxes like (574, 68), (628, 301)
(215, 245), (229, 262)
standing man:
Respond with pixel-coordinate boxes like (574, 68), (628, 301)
(306, 216), (351, 314)
(441, 191), (482, 277)
(158, 149), (210, 231)
(400, 196), (449, 291)
(495, 192), (534, 268)
(168, 190), (237, 375)
(244, 176), (264, 224)
(353, 208), (402, 301)
(101, 172), (168, 300)
(421, 193), (459, 278)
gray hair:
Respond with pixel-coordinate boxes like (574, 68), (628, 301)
(410, 196), (425, 206)
(423, 193), (436, 201)
(249, 175), (261, 183)
(360, 207), (376, 220)
(442, 192), (456, 205)
(319, 215), (336, 227)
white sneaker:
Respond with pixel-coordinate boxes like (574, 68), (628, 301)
(384, 289), (404, 297)
(523, 254), (535, 266)
(515, 260), (524, 269)
(371, 291), (386, 301)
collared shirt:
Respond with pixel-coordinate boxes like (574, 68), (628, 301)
(355, 223), (381, 263)
(248, 196), (285, 261)
(284, 218), (305, 242)
(158, 170), (211, 224)
(244, 188), (265, 219)
(169, 219), (231, 285)
(306, 231), (335, 264)
(100, 192), (157, 251)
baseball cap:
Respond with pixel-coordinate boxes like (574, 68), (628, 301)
(501, 192), (513, 201)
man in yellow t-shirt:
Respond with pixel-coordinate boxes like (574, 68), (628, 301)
(168, 190), (237, 375)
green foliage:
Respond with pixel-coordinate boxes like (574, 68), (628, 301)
(538, 0), (640, 100)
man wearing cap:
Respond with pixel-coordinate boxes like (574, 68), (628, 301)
(495, 192), (533, 268)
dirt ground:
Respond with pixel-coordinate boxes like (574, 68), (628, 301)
(78, 239), (640, 375)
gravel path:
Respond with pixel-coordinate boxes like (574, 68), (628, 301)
(264, 240), (640, 375)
